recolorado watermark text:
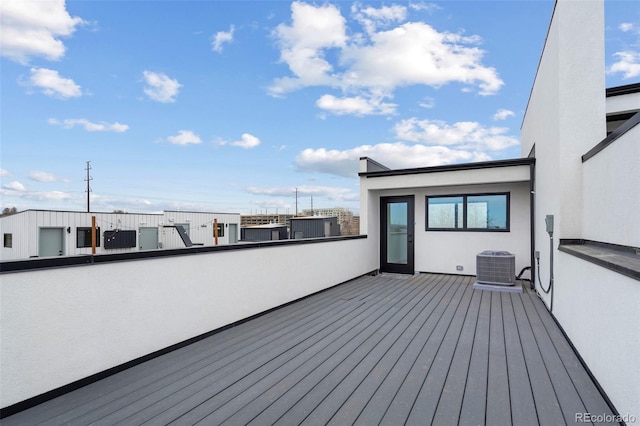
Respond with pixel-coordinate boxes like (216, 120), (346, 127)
(576, 412), (636, 423)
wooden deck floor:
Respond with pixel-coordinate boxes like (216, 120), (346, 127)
(4, 273), (615, 425)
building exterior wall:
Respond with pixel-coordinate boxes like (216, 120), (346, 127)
(0, 210), (241, 260)
(582, 125), (640, 247)
(521, 0), (638, 419)
(361, 180), (530, 276)
(241, 226), (287, 241)
(290, 217), (340, 239)
(0, 237), (375, 409)
(554, 252), (640, 422)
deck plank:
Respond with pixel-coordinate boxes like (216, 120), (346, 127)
(503, 292), (538, 426)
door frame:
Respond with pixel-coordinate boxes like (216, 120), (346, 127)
(380, 195), (415, 274)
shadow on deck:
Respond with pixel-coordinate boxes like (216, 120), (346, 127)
(3, 273), (615, 425)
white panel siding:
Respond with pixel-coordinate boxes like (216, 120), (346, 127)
(1, 211), (242, 260)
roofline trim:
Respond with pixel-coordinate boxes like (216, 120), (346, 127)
(359, 158), (535, 178)
(606, 82), (640, 97)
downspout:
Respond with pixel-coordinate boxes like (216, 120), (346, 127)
(529, 160), (536, 289)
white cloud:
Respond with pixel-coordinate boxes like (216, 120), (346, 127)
(2, 181), (26, 192)
(246, 185), (358, 202)
(394, 118), (519, 151)
(608, 51), (640, 79)
(0, 169), (9, 177)
(22, 67), (82, 98)
(212, 25), (235, 52)
(165, 130), (202, 145)
(419, 97), (435, 109)
(619, 23), (634, 32)
(269, 2), (347, 96)
(269, 3), (503, 108)
(142, 70), (182, 103)
(493, 108), (515, 121)
(29, 171), (58, 182)
(352, 3), (407, 35)
(48, 118), (129, 132)
(295, 142), (491, 177)
(409, 2), (440, 13)
(0, 0), (85, 64)
(219, 133), (261, 149)
(316, 93), (397, 116)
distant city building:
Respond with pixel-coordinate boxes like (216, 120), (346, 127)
(240, 214), (293, 228)
(301, 208), (359, 236)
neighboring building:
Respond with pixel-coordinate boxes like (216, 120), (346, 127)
(301, 207), (359, 236)
(0, 210), (240, 260)
(240, 214), (293, 228)
(290, 216), (340, 239)
(241, 224), (288, 242)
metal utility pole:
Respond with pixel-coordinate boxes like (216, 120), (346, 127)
(295, 187), (298, 216)
(85, 161), (92, 212)
(311, 195), (314, 216)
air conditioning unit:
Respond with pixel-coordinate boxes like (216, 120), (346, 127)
(476, 251), (515, 286)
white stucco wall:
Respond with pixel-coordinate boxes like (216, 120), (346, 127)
(554, 252), (640, 421)
(607, 91), (640, 115)
(582, 126), (640, 247)
(521, 0), (605, 307)
(0, 237), (376, 409)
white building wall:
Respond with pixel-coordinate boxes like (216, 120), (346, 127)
(160, 212), (240, 249)
(554, 252), (640, 421)
(521, 0), (605, 307)
(582, 126), (640, 247)
(0, 237), (376, 409)
(607, 91), (640, 115)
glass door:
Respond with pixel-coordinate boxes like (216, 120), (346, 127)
(380, 196), (414, 274)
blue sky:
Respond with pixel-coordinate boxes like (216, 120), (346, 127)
(1, 1), (638, 215)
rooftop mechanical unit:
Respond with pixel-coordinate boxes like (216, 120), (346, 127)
(476, 251), (515, 286)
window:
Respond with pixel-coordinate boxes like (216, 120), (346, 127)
(4, 233), (12, 248)
(426, 193), (509, 231)
(76, 227), (100, 248)
(214, 223), (224, 237)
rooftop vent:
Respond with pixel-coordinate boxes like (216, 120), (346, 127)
(476, 251), (515, 286)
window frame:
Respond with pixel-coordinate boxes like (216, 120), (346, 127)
(426, 192), (510, 232)
(4, 233), (12, 248)
(76, 227), (101, 248)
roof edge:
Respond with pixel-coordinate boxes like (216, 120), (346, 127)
(359, 158), (535, 178)
(606, 82), (640, 97)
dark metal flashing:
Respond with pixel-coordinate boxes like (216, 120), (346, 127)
(582, 111), (640, 162)
(606, 82), (640, 97)
(0, 235), (367, 273)
(359, 158), (535, 178)
(0, 209), (240, 216)
(558, 239), (640, 281)
(606, 111), (637, 123)
(0, 270), (375, 419)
